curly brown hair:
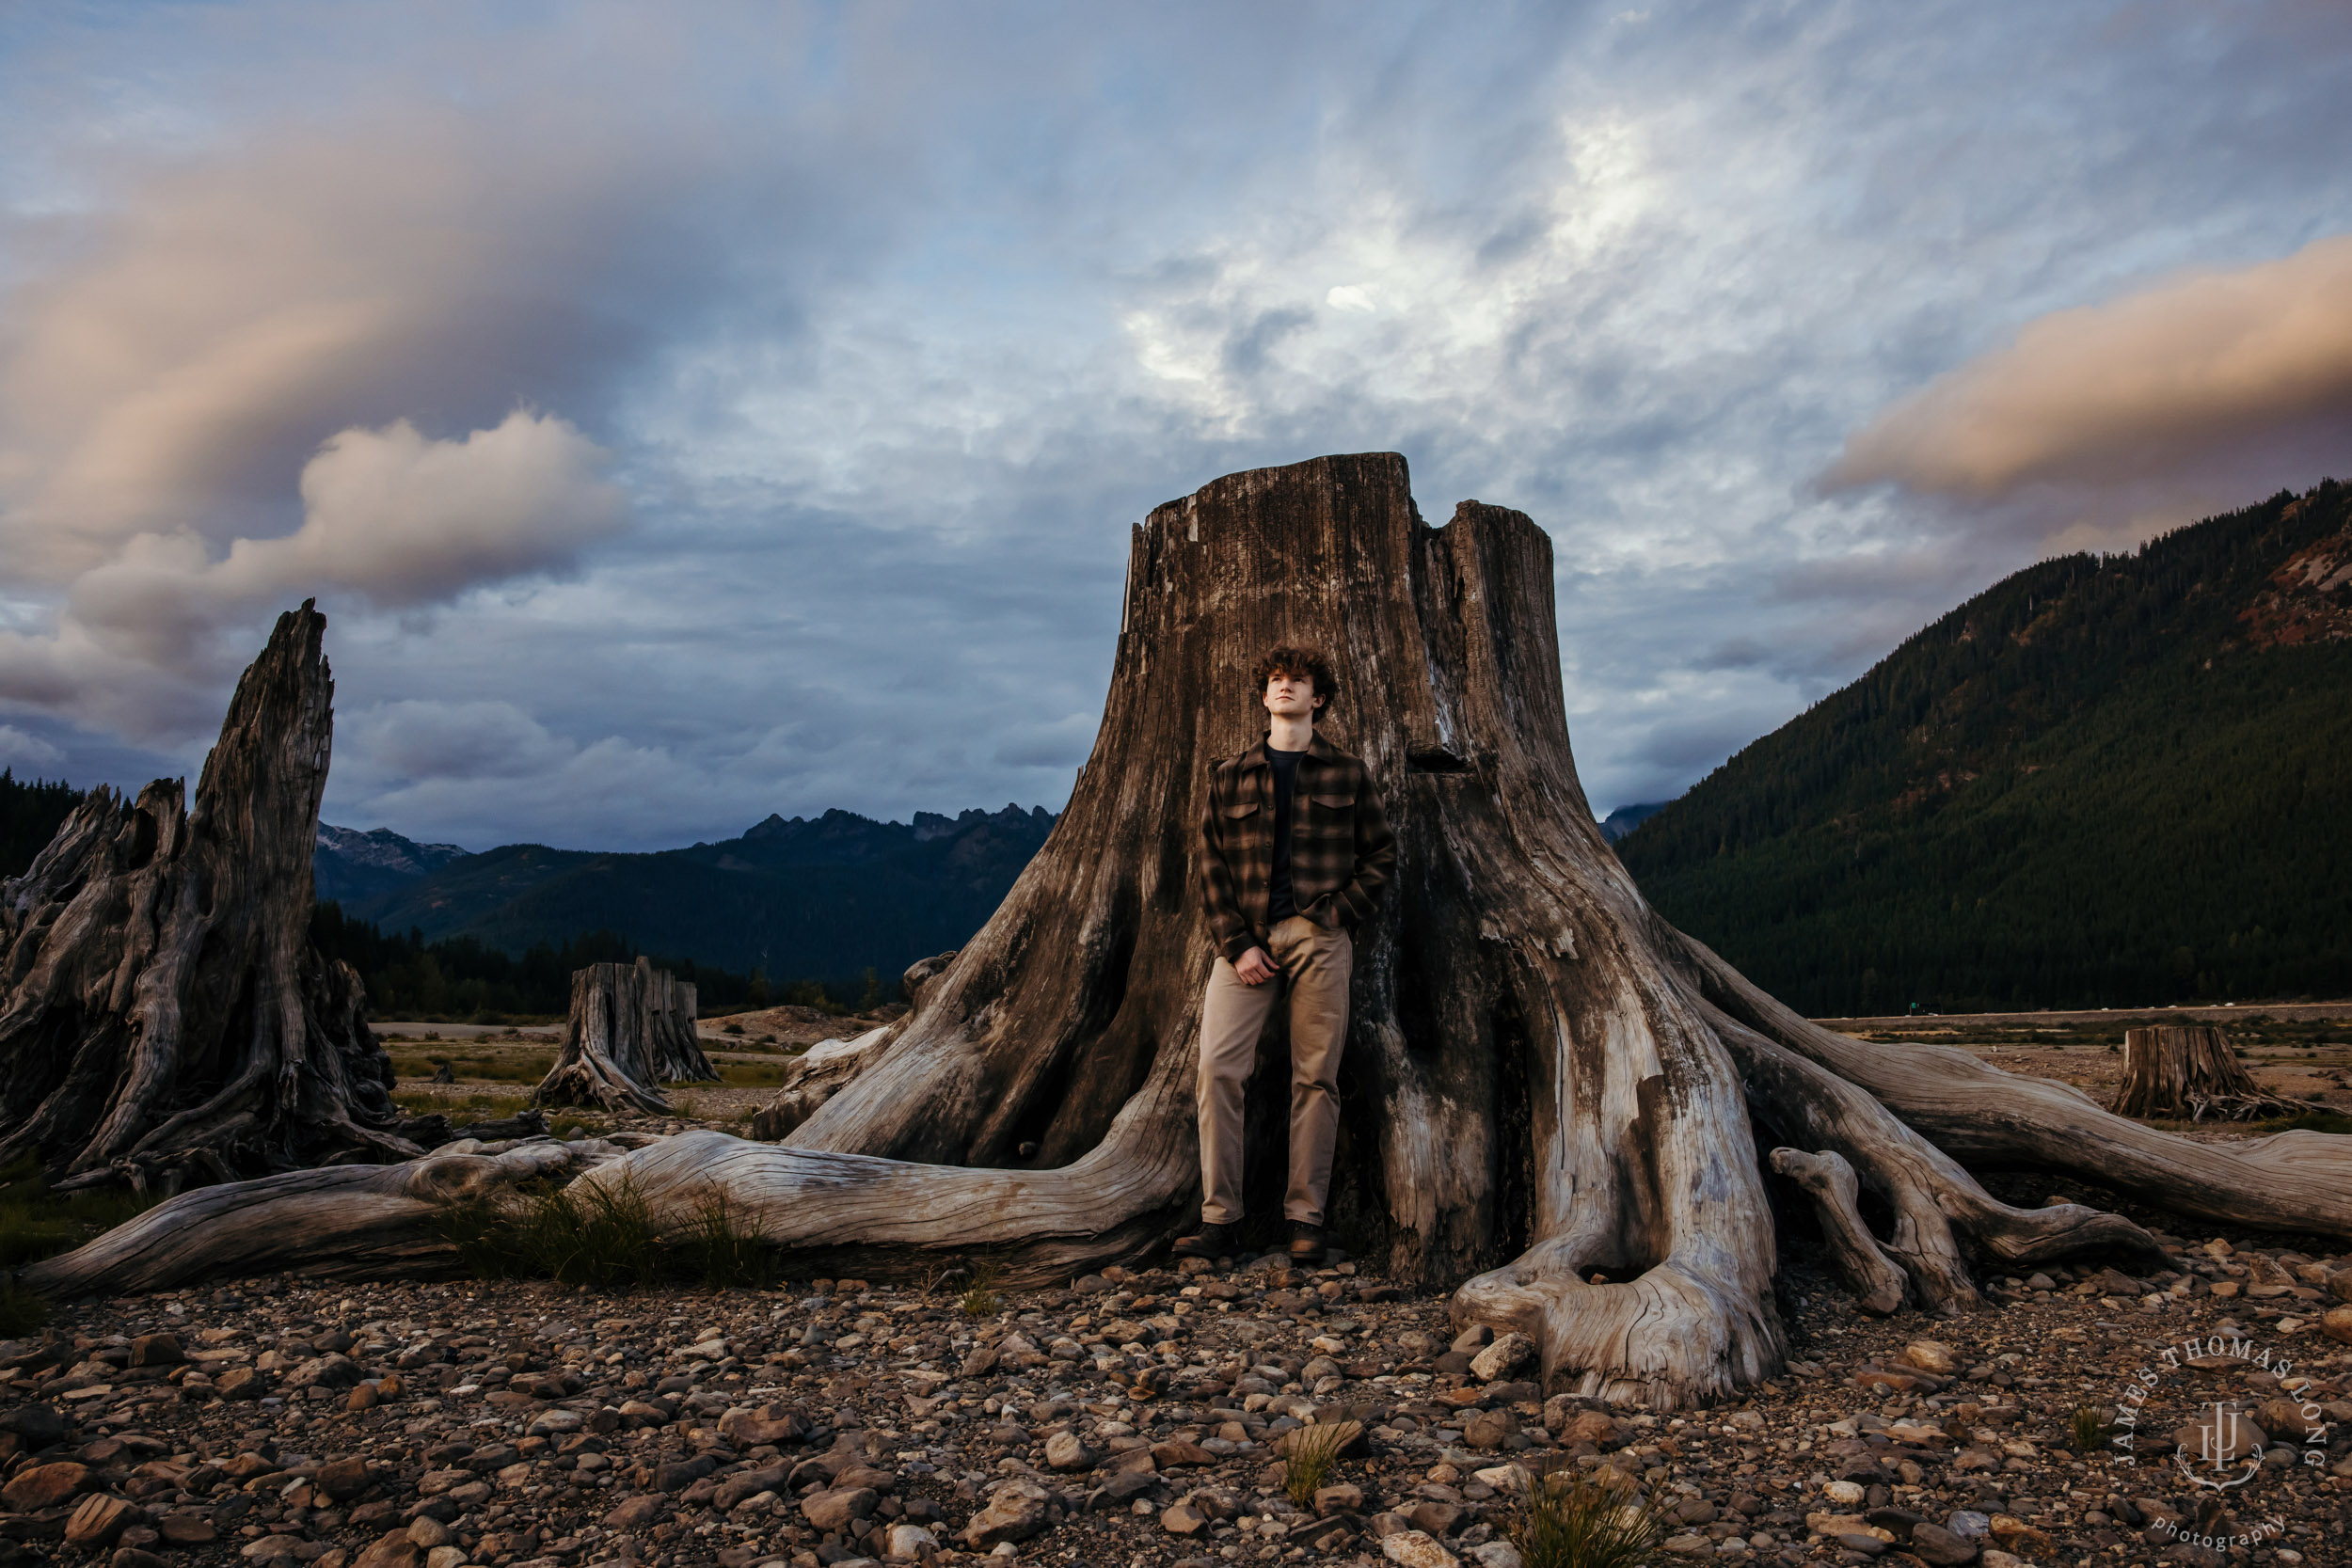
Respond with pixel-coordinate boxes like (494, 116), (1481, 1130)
(1253, 644), (1338, 714)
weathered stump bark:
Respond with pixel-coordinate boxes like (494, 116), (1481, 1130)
(31, 456), (2352, 1409)
(748, 1028), (890, 1141)
(533, 958), (715, 1114)
(2115, 1024), (2307, 1120)
(0, 603), (424, 1196)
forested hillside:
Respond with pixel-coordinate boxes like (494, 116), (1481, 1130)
(342, 803), (1057, 990)
(1618, 480), (2352, 1014)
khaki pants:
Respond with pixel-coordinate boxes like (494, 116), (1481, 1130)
(1197, 915), (1353, 1226)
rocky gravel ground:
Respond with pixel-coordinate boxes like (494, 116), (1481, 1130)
(2, 1231), (2349, 1568)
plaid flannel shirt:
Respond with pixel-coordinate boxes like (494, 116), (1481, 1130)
(1198, 732), (1396, 963)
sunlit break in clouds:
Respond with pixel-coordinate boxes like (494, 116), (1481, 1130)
(0, 1), (2348, 847)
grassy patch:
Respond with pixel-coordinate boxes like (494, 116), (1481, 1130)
(676, 1188), (779, 1289)
(434, 1176), (663, 1290)
(388, 1050), (556, 1084)
(2246, 1111), (2352, 1135)
(1506, 1468), (1671, 1568)
(713, 1060), (789, 1087)
(395, 1090), (537, 1122)
(0, 1156), (159, 1271)
(432, 1177), (778, 1291)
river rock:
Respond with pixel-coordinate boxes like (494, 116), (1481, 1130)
(961, 1478), (1051, 1546)
(1381, 1528), (1459, 1568)
(1469, 1333), (1534, 1382)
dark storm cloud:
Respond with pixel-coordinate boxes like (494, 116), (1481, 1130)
(0, 1), (2349, 842)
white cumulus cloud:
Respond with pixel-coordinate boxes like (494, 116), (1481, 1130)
(0, 410), (624, 736)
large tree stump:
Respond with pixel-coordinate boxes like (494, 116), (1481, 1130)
(533, 958), (715, 1114)
(2115, 1024), (2309, 1120)
(0, 603), (424, 1196)
(29, 456), (2352, 1408)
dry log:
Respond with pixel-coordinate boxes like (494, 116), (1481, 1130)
(24, 1135), (623, 1294)
(2115, 1024), (2312, 1120)
(31, 455), (2352, 1410)
(533, 958), (715, 1113)
(0, 603), (425, 1196)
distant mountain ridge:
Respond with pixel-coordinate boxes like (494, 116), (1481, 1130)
(1617, 479), (2352, 1014)
(319, 802), (1057, 986)
(1597, 800), (1671, 843)
(314, 824), (470, 903)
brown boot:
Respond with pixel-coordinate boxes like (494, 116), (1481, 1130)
(1288, 1221), (1327, 1265)
(1172, 1221), (1239, 1259)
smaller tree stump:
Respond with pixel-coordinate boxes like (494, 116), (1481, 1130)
(534, 958), (717, 1113)
(2115, 1025), (2310, 1121)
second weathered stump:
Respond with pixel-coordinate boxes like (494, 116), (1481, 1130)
(2115, 1024), (2309, 1120)
(0, 602), (426, 1196)
(534, 958), (716, 1114)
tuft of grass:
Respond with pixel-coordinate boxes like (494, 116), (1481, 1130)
(434, 1174), (778, 1291)
(433, 1175), (662, 1290)
(723, 1022), (746, 1037)
(2070, 1403), (2112, 1453)
(1507, 1467), (1672, 1568)
(677, 1187), (778, 1290)
(1281, 1420), (1353, 1506)
(960, 1262), (1004, 1319)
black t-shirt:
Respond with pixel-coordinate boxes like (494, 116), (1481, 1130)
(1266, 743), (1305, 924)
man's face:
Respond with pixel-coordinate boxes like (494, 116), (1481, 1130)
(1263, 671), (1324, 720)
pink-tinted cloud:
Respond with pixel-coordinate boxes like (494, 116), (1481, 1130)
(1826, 234), (2352, 505)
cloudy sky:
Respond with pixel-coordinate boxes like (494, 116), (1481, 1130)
(0, 1), (2347, 850)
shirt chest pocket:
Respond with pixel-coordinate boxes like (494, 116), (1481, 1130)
(1302, 792), (1356, 836)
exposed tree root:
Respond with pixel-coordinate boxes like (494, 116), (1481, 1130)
(1770, 1149), (1908, 1315)
(1679, 930), (2352, 1241)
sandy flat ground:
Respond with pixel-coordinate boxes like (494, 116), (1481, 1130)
(372, 1001), (2352, 1136)
(1819, 1001), (2352, 1028)
(1814, 1006), (2352, 1119)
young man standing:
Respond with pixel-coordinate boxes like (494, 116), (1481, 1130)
(1177, 645), (1395, 1265)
